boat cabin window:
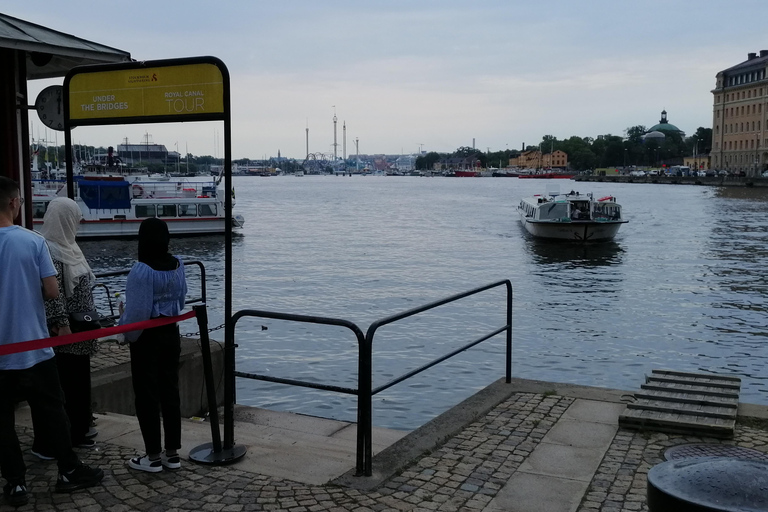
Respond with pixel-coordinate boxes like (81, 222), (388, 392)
(157, 205), (177, 218)
(178, 204), (197, 217)
(32, 201), (49, 219)
(135, 205), (156, 218)
(198, 204), (217, 216)
(539, 202), (568, 220)
(594, 204), (621, 220)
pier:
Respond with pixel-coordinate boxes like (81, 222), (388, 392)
(10, 373), (768, 511)
(574, 174), (768, 187)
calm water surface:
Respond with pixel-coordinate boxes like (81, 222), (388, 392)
(81, 176), (768, 430)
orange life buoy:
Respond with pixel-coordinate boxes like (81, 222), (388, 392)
(132, 184), (144, 198)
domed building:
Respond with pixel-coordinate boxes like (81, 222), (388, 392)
(647, 110), (685, 137)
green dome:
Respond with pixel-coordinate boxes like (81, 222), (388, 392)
(648, 122), (682, 133)
(647, 110), (684, 135)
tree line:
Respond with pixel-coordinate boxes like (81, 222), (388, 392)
(415, 126), (713, 171)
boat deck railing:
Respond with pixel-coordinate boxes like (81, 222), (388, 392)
(230, 279), (513, 476)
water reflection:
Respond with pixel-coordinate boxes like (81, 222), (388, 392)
(713, 187), (768, 201)
(525, 239), (625, 268)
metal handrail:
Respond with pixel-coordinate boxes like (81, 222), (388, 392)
(91, 260), (207, 314)
(230, 279), (513, 476)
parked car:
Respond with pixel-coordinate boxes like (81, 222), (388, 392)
(629, 170), (646, 177)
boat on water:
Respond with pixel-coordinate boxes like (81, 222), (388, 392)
(517, 171), (575, 179)
(31, 176), (245, 239)
(518, 188), (627, 242)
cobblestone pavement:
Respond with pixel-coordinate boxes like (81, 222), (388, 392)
(4, 391), (768, 512)
(577, 422), (768, 512)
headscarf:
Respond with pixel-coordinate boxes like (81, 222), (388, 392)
(39, 197), (94, 297)
(138, 217), (178, 270)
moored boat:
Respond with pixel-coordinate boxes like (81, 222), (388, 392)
(32, 176), (244, 239)
(517, 172), (575, 179)
(518, 189), (627, 242)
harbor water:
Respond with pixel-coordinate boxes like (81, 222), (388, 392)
(81, 176), (768, 430)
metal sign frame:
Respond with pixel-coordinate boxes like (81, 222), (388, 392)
(62, 56), (243, 464)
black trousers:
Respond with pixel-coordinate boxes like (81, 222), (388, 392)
(129, 323), (182, 455)
(0, 357), (79, 484)
(55, 352), (92, 444)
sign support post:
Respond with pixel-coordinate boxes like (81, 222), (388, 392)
(63, 56), (245, 465)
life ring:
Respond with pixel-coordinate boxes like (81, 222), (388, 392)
(132, 184), (144, 198)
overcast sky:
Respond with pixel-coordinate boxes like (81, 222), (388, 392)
(6, 1), (768, 160)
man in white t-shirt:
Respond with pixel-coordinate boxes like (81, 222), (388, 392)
(0, 177), (104, 507)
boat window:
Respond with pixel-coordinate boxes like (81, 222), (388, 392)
(157, 204), (178, 217)
(178, 204), (197, 217)
(538, 202), (568, 220)
(135, 205), (156, 218)
(594, 204), (620, 220)
(32, 201), (49, 219)
(198, 204), (217, 216)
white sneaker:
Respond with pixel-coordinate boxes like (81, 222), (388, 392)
(161, 452), (181, 469)
(127, 455), (162, 473)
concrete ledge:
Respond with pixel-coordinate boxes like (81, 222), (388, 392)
(334, 377), (633, 490)
(333, 377), (768, 491)
(91, 337), (224, 418)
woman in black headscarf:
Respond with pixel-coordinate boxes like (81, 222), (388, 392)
(119, 218), (187, 473)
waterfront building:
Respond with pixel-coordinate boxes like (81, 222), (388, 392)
(117, 143), (178, 166)
(711, 50), (768, 176)
(682, 155), (711, 171)
(508, 149), (568, 169)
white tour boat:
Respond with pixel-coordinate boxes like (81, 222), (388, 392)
(518, 189), (627, 242)
(32, 176), (245, 239)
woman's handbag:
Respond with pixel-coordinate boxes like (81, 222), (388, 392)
(68, 311), (114, 333)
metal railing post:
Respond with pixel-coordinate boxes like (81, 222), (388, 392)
(357, 334), (373, 476)
(506, 280), (512, 383)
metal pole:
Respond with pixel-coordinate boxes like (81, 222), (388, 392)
(223, 88), (235, 449)
(194, 305), (222, 452)
(505, 280), (512, 383)
(358, 334), (373, 476)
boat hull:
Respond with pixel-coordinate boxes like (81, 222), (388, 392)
(32, 177), (243, 239)
(33, 216), (237, 239)
(519, 214), (624, 242)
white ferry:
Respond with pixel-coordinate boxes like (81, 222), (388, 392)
(32, 176), (245, 239)
(518, 189), (627, 242)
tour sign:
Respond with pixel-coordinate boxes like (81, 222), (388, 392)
(67, 62), (224, 123)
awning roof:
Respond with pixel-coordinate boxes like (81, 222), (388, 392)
(0, 12), (131, 79)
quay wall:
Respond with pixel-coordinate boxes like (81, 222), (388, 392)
(574, 175), (768, 187)
(91, 337), (224, 418)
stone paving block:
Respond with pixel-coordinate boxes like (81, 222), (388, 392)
(484, 472), (588, 512)
(517, 443), (608, 481)
(544, 419), (618, 450)
(562, 400), (626, 424)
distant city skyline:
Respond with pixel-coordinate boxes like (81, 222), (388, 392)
(6, 0), (768, 160)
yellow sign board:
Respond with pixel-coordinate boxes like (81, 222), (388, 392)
(69, 63), (224, 121)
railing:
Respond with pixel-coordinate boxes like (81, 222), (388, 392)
(231, 279), (512, 476)
(91, 260), (208, 317)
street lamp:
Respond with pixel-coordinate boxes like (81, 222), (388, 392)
(623, 148), (627, 171)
